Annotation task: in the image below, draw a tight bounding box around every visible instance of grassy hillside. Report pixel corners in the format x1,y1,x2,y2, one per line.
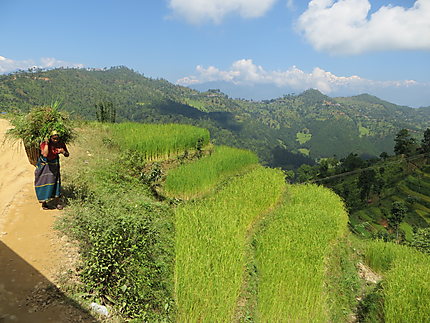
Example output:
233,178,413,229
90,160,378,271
2,67,430,168
54,120,430,322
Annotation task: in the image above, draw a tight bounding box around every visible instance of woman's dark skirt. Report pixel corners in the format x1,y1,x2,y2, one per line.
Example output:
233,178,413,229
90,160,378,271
34,156,61,202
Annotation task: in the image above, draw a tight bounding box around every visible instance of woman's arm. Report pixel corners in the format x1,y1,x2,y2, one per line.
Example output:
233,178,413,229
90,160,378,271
40,142,49,157
63,146,70,157
57,143,70,157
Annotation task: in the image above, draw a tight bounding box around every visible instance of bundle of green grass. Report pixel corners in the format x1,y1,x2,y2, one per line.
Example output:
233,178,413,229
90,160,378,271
6,105,74,165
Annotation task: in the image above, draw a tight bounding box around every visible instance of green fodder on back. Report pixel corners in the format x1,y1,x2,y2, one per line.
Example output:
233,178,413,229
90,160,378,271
175,166,285,322
108,122,210,160
364,240,430,323
6,104,75,147
164,145,258,199
255,184,349,322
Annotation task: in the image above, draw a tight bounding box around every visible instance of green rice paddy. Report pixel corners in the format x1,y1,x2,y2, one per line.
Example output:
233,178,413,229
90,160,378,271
109,122,210,160
164,145,258,199
255,184,348,322
174,166,285,322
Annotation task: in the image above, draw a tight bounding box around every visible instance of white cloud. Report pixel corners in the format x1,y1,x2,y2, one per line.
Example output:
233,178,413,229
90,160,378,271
0,56,84,74
168,0,277,24
177,58,424,95
297,0,430,54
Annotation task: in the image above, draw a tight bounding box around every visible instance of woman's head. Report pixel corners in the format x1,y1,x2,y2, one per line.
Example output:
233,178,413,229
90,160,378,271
50,130,60,142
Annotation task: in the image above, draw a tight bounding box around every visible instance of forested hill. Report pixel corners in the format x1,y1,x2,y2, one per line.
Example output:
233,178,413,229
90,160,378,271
1,66,429,168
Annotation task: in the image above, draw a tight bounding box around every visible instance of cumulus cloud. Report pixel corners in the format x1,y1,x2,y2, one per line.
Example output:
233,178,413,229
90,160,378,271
177,58,423,95
0,55,84,74
168,0,277,24
297,0,430,54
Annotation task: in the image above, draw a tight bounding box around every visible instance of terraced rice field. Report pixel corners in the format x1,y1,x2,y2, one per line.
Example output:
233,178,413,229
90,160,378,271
108,122,210,160
364,240,430,322
255,184,348,322
164,145,258,199
174,166,285,322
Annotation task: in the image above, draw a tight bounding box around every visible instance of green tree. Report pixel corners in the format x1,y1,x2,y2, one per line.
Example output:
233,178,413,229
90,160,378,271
394,129,416,156
297,164,318,182
340,153,365,172
379,152,389,160
388,201,408,242
409,228,430,254
421,128,430,154
95,101,116,123
358,169,376,201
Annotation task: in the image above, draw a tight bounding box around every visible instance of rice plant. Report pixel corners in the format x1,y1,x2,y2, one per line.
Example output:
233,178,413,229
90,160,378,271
364,240,430,323
175,166,285,322
108,122,210,160
164,145,258,199
254,184,349,322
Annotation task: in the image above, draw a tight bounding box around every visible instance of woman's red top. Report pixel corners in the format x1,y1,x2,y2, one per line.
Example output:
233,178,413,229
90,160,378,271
40,142,68,160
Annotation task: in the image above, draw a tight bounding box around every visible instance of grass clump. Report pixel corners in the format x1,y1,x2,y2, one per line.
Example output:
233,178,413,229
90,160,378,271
254,184,349,322
164,145,258,199
364,240,430,322
175,166,285,322
108,122,210,161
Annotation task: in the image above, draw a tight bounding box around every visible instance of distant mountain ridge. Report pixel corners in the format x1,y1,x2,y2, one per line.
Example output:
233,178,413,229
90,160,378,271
1,66,429,168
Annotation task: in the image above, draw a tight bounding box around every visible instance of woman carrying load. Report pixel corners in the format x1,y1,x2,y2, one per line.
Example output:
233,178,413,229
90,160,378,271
34,130,69,210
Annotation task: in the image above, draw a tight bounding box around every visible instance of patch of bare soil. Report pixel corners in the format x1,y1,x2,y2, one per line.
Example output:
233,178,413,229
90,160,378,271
357,262,382,285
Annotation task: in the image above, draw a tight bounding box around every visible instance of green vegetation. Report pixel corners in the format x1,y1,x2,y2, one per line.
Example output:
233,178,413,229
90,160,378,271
6,104,74,148
164,145,258,199
358,123,371,137
7,67,430,321
60,126,174,321
296,131,312,144
298,148,310,156
364,240,430,322
409,228,430,254
95,101,116,123
2,67,430,167
175,166,285,322
109,122,210,160
255,184,349,322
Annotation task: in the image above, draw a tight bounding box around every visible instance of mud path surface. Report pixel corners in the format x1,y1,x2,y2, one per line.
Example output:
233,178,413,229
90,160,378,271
0,119,95,322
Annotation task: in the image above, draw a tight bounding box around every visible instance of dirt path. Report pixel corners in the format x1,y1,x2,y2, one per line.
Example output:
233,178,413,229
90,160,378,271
0,119,95,322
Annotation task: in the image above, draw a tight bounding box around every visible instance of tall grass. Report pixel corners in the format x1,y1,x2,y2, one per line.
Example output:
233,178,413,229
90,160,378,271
175,166,285,322
254,184,348,322
108,122,210,160
364,240,430,322
164,146,258,199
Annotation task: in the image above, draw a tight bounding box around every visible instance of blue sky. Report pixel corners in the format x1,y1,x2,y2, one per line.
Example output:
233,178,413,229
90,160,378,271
1,0,429,107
